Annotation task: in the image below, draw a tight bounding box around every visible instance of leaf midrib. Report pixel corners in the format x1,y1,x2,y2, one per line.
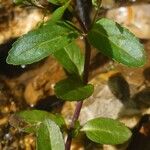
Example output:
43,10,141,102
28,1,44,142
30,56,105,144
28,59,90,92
13,31,76,57
62,84,92,99
64,46,80,74
90,28,140,61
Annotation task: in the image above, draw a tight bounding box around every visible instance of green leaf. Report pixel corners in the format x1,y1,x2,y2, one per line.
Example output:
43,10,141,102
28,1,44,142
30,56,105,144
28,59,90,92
71,121,81,138
51,1,70,22
53,42,84,76
88,18,146,67
7,21,79,65
82,118,132,145
47,0,68,5
11,110,65,132
92,0,101,9
54,77,94,101
13,0,24,4
36,119,65,150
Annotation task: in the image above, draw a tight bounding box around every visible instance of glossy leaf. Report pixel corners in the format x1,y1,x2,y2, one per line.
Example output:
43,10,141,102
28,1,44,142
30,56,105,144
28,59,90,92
53,42,84,76
7,21,79,65
11,110,65,132
88,18,146,67
54,77,94,101
82,118,132,145
51,1,70,22
36,119,65,150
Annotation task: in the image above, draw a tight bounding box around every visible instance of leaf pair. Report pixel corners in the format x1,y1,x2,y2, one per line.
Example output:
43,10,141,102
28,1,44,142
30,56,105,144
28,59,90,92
7,18,146,68
12,110,132,148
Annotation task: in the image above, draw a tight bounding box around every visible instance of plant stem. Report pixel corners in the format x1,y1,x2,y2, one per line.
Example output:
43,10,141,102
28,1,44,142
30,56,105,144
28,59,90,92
91,0,102,27
65,1,91,150
65,38,91,150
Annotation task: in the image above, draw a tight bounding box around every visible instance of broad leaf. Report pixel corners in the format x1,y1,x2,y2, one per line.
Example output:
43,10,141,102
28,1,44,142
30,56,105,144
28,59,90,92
36,119,65,150
88,18,146,67
10,110,65,133
51,1,70,22
53,42,84,76
7,21,79,65
82,118,132,145
54,77,94,101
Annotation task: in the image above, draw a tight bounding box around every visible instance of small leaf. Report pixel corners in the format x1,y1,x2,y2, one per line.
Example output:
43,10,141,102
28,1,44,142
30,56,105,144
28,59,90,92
13,0,24,4
36,119,65,150
92,0,101,9
7,21,79,65
54,77,94,101
71,121,81,138
10,110,65,132
51,1,70,22
47,0,68,5
53,42,84,76
82,118,132,145
88,18,146,67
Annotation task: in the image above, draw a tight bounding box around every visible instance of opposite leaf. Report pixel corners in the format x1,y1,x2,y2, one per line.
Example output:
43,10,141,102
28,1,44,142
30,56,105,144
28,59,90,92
53,42,84,76
36,119,65,150
7,21,79,65
51,1,70,22
47,0,68,5
54,77,94,101
92,0,101,9
13,0,24,4
82,118,132,145
10,110,65,133
88,18,146,67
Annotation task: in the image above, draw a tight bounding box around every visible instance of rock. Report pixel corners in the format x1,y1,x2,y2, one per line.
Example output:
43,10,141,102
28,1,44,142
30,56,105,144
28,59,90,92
24,57,66,106
101,0,116,9
79,71,140,127
0,0,45,44
106,4,150,39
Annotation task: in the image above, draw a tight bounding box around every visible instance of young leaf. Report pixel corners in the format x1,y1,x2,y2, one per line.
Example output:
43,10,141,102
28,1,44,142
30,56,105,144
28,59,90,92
88,18,146,67
71,121,81,138
7,21,79,65
47,0,68,5
36,119,65,150
92,0,101,9
51,1,70,22
10,110,65,133
13,0,24,4
82,118,132,145
54,77,94,101
53,42,84,76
